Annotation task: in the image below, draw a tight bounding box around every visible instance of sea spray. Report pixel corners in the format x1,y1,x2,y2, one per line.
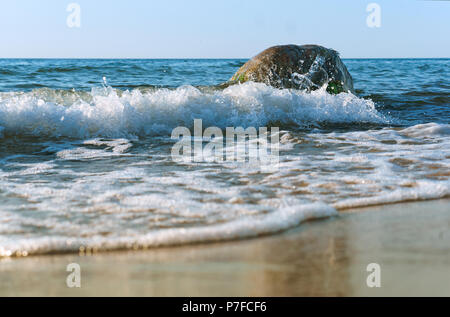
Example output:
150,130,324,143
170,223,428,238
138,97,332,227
0,82,389,139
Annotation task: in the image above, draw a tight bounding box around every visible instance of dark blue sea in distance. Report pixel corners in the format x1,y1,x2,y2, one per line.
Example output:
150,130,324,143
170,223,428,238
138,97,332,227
0,58,448,257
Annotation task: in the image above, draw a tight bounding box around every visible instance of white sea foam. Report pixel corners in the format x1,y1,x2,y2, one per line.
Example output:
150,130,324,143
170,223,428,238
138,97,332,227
0,85,448,257
334,180,450,209
0,122,448,257
0,82,389,138
401,122,450,137
0,203,336,257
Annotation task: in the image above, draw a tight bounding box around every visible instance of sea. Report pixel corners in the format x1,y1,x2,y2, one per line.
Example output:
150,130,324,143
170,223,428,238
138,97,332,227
0,58,448,257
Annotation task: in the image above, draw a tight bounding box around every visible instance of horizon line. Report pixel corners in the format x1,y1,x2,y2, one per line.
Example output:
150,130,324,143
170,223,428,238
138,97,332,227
0,57,449,60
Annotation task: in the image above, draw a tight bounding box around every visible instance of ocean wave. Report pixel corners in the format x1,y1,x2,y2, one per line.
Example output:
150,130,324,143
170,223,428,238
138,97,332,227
334,180,450,209
0,82,390,139
401,122,450,137
0,203,337,257
0,122,449,257
33,66,97,73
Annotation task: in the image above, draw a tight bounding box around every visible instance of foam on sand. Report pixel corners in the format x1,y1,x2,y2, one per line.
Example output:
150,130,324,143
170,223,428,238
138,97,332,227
0,203,336,257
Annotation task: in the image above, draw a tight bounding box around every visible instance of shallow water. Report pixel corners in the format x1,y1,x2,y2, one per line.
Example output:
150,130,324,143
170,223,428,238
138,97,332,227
0,58,449,257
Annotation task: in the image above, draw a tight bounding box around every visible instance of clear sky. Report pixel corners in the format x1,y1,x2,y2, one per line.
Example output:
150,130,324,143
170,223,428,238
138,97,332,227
0,0,448,58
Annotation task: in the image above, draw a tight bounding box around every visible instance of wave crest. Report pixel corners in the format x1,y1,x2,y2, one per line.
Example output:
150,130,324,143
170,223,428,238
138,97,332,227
0,82,390,139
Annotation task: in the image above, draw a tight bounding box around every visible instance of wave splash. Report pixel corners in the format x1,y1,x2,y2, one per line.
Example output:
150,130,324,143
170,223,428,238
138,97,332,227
0,82,390,139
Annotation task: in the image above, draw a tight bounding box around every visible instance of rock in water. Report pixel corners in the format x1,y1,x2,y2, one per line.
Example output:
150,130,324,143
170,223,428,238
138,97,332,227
230,45,354,94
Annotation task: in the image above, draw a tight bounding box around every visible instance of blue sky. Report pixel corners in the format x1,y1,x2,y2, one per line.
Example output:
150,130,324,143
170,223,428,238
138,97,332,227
0,0,448,58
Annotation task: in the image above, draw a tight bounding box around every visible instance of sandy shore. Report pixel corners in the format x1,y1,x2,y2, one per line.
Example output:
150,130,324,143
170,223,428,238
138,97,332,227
1,199,449,297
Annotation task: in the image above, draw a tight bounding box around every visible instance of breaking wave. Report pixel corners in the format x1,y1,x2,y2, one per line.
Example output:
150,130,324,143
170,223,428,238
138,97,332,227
0,82,390,139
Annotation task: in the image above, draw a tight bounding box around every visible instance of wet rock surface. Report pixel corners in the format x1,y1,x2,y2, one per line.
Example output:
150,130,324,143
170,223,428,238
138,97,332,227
229,45,354,94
